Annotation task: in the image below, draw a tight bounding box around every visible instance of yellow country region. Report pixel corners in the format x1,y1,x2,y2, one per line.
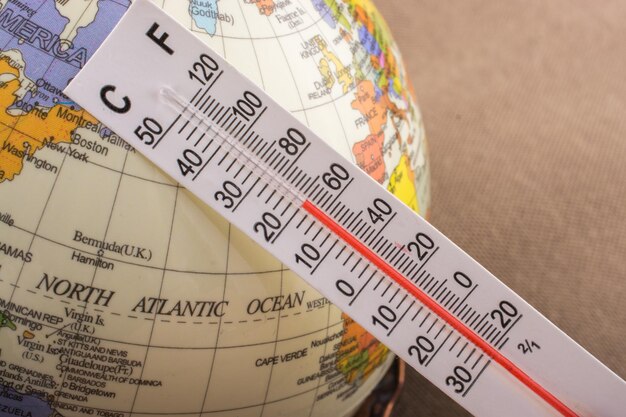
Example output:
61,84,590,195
0,57,98,183
387,154,419,213
313,36,354,94
360,342,389,380
318,58,335,89
336,313,389,384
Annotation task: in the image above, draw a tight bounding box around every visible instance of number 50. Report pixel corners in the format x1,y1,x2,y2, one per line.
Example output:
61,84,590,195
134,117,163,146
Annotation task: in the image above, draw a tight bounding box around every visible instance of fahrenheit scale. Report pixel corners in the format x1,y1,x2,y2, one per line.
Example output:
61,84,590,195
65,1,626,416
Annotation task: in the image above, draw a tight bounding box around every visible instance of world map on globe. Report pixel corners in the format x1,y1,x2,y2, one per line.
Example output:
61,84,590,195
0,1,430,416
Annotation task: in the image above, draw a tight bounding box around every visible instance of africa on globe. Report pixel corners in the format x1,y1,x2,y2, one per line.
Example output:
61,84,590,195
0,0,430,416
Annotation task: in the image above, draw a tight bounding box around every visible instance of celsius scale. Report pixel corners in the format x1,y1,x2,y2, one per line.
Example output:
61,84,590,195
65,1,626,416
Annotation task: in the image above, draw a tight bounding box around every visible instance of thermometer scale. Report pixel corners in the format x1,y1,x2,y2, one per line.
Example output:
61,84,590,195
65,1,626,416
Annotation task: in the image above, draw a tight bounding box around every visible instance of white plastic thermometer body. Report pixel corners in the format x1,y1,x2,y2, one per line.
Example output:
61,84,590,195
65,1,626,416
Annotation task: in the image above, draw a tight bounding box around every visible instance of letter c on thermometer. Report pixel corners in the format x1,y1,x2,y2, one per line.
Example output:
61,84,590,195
100,85,131,114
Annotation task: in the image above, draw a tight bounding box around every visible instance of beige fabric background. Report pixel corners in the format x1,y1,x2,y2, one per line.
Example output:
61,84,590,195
375,1,626,416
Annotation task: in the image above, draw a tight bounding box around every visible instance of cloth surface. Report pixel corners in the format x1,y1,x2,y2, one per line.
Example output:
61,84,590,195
375,1,626,416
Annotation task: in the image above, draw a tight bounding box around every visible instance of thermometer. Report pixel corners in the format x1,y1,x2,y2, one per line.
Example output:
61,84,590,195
65,2,626,416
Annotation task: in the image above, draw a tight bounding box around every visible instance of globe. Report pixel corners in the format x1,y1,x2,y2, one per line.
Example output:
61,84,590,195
0,1,430,416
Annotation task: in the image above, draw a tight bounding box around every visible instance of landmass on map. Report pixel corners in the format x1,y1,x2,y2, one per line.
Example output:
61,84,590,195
0,53,98,183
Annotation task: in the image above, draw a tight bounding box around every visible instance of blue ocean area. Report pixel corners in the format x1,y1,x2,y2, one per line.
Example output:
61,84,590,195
189,0,219,35
310,0,337,29
0,383,54,417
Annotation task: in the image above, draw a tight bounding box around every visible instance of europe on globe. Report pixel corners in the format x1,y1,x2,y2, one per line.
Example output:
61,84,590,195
0,0,430,416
